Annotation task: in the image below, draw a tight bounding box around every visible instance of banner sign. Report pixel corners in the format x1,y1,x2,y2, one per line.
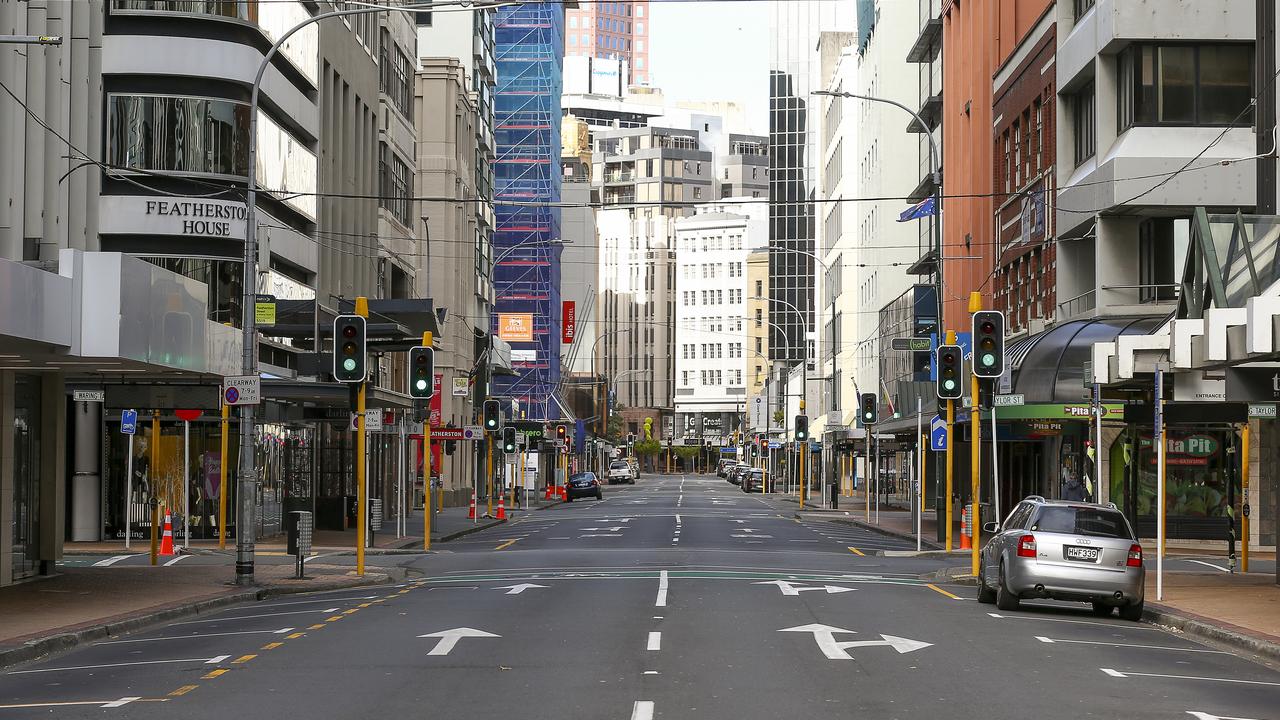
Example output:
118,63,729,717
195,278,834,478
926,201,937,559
497,313,535,342
562,301,577,343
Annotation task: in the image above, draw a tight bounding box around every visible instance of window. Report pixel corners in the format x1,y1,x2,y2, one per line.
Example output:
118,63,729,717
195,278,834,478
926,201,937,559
637,21,644,34
681,371,690,386
755,280,763,296
1072,81,1096,166
636,4,643,17
1012,122,1021,188
568,34,576,46
1002,131,1011,192
1033,98,1043,173
1073,0,1094,21
1119,43,1254,129
379,144,412,226
1138,218,1179,302
569,15,577,28
379,29,412,117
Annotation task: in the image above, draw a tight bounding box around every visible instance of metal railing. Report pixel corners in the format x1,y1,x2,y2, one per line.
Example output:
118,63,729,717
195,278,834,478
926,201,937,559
1074,0,1096,22
1101,283,1179,305
1056,289,1097,319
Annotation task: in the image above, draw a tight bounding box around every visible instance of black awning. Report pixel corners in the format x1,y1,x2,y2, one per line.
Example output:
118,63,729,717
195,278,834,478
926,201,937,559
1013,317,1166,403
263,379,413,410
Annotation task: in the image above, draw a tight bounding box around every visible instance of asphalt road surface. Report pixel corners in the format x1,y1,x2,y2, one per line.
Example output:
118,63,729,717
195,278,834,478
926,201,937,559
5,474,1278,719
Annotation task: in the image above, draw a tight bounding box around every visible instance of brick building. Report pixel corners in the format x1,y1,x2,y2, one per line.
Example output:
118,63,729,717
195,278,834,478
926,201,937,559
992,4,1057,336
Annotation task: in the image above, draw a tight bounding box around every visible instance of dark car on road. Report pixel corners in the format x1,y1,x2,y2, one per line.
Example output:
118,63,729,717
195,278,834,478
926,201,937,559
565,472,604,502
740,468,765,492
727,465,750,485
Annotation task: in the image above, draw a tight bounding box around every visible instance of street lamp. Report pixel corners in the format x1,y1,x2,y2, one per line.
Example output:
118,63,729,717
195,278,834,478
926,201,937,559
236,0,510,585
812,89,943,354
752,295,807,419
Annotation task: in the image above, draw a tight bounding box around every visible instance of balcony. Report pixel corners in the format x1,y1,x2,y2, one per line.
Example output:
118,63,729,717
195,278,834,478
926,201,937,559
906,0,942,64
1056,290,1097,321
602,190,636,206
604,170,635,184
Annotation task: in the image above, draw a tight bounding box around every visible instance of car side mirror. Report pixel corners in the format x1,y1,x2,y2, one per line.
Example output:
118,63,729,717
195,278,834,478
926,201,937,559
982,522,1000,534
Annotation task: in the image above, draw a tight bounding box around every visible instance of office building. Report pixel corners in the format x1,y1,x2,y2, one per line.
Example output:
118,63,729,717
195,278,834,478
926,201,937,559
564,0,650,85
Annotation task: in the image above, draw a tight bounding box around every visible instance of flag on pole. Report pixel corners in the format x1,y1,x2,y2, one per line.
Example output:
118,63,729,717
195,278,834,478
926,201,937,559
897,196,938,222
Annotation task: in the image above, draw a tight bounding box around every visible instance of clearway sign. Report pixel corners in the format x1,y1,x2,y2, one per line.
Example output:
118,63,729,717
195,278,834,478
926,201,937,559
930,414,947,451
222,375,261,406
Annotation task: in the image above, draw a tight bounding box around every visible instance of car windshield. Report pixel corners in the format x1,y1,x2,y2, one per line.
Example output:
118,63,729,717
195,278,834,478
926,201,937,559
570,473,594,482
1031,506,1131,538
611,462,628,469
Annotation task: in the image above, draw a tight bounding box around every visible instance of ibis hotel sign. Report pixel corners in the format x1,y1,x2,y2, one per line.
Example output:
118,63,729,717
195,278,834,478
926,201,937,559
100,196,248,239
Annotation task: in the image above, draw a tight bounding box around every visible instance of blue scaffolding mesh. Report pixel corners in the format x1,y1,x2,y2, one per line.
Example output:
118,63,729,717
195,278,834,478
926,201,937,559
494,2,564,421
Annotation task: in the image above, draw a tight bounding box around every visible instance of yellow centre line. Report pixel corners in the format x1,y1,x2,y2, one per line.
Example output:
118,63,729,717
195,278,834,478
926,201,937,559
342,609,359,615
925,583,962,600
326,616,342,622
201,669,229,680
847,547,865,556
261,642,283,650
494,539,518,550
168,685,199,697
358,603,372,608
231,655,257,664
308,624,326,630
286,632,306,640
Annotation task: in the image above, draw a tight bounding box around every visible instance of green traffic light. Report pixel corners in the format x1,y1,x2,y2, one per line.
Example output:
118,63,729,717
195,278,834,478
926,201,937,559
944,380,955,390
415,379,428,390
343,358,357,372
982,353,995,366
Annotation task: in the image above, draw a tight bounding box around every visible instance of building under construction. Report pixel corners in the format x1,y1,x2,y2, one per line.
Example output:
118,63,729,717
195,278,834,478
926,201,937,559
493,2,565,421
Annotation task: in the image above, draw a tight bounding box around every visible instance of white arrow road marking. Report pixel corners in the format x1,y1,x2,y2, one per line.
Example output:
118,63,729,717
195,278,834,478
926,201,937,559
419,628,500,656
1100,668,1280,687
0,698,156,710
9,655,231,675
1036,636,1230,654
1187,712,1268,720
92,555,137,567
163,555,191,567
631,701,655,720
778,624,931,659
754,580,856,596
1181,559,1231,573
494,583,548,595
987,612,1162,631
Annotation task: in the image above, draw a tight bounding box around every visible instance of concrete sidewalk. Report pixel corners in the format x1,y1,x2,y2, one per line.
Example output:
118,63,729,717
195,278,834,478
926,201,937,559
0,563,409,669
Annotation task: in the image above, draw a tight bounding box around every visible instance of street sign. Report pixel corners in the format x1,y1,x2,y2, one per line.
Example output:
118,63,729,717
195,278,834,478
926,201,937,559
364,409,384,431
1248,403,1277,418
891,337,932,352
929,414,947,451
120,409,138,435
462,425,483,440
73,390,105,402
993,394,1025,407
777,624,932,659
222,375,261,406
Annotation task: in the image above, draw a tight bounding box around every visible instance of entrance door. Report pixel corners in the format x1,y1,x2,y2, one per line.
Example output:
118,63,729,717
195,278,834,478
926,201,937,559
11,376,41,580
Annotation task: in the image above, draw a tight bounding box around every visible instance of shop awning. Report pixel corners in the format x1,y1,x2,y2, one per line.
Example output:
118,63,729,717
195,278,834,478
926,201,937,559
1013,317,1166,402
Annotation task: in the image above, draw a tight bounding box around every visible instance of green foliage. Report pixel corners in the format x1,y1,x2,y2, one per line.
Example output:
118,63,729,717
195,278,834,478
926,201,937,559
674,446,700,460
607,411,625,443
772,409,784,425
633,438,661,456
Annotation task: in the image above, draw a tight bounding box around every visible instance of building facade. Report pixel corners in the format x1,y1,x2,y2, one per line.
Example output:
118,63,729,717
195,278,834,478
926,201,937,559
564,0,650,85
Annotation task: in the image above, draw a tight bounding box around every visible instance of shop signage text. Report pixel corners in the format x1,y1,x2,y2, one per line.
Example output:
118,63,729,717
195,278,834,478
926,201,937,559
145,199,248,238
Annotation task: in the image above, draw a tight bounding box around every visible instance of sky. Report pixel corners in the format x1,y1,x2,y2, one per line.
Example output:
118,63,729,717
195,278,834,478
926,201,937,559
647,0,770,133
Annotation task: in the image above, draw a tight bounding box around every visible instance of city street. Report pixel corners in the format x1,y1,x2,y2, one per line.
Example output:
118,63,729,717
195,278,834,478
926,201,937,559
2,475,1277,719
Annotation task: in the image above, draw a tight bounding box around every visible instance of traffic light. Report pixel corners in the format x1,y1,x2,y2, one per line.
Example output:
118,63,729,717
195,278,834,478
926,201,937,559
483,399,501,432
860,393,878,426
412,400,429,424
936,344,964,400
332,315,367,383
972,310,1006,379
794,415,809,442
627,432,636,445
556,423,568,443
408,346,434,399
502,426,517,453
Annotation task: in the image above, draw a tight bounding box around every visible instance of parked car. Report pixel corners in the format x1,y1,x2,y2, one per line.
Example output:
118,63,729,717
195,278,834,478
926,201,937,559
977,496,1145,621
727,465,750,486
740,468,765,493
607,460,635,485
717,459,739,478
565,472,603,501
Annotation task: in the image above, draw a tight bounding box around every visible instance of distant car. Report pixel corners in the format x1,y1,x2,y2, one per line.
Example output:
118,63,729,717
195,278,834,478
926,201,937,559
978,496,1146,621
565,472,603,502
607,461,635,485
727,465,749,485
740,468,765,492
717,459,739,478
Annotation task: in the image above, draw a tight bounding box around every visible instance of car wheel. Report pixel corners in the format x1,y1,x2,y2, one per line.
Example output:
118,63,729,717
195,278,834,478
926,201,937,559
976,566,996,604
1091,602,1114,617
1118,600,1144,622
995,562,1020,611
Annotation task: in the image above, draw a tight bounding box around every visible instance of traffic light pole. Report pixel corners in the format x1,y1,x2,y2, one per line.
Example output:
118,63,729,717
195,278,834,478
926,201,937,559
355,297,369,576
944,329,957,552
422,331,433,552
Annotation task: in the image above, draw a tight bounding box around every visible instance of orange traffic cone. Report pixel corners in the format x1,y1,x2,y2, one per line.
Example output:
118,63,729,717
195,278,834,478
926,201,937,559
159,512,175,556
495,494,506,520
467,491,477,520
960,505,972,550
544,483,554,500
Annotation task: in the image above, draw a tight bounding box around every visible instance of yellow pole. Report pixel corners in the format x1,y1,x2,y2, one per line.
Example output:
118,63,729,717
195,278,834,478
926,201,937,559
968,292,983,576
486,433,494,516
219,402,229,550
1241,421,1250,572
355,296,368,575
422,331,432,552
